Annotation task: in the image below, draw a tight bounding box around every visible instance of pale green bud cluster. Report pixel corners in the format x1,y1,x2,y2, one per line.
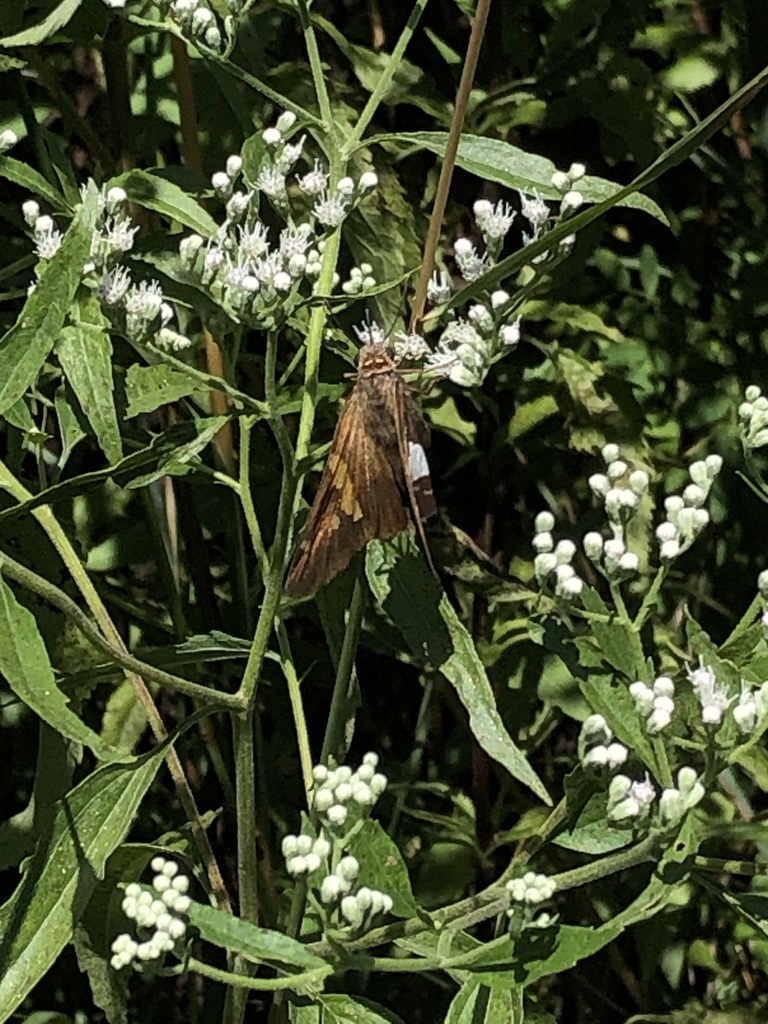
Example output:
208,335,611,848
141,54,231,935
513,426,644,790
507,871,556,907
532,510,584,601
167,0,222,50
655,456,721,562
340,263,376,295
687,662,732,727
739,384,768,450
281,754,394,936
578,714,628,769
110,857,191,971
658,767,705,826
607,773,656,823
311,752,387,830
629,676,675,734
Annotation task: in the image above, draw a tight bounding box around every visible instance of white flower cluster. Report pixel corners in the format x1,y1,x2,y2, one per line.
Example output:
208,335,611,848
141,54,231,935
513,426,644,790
733,679,768,734
281,754,395,935
311,752,387,829
739,384,768,450
607,773,656,823
632,661,768,737
655,455,722,562
340,263,376,295
110,857,191,970
629,675,675,734
317,855,394,931
578,714,628,769
169,0,222,49
586,446,721,576
687,662,732,727
584,444,648,580
0,128,18,154
658,767,705,826
179,119,378,324
506,871,556,907
519,162,584,256
22,186,192,352
608,765,705,826
281,831,331,876
532,510,584,601
758,570,768,640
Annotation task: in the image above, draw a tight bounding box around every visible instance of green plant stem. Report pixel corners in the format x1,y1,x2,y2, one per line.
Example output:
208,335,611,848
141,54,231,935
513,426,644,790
694,855,764,876
233,711,258,923
238,416,268,578
276,621,315,800
344,0,432,153
188,956,330,990
0,551,242,712
306,834,660,956
295,0,333,132
293,227,343,466
320,574,366,763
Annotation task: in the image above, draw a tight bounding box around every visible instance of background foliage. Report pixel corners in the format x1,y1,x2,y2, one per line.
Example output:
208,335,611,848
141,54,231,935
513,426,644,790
2,0,768,1022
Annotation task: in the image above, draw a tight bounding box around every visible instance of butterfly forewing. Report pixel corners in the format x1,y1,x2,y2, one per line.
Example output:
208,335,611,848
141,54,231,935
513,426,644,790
285,343,436,598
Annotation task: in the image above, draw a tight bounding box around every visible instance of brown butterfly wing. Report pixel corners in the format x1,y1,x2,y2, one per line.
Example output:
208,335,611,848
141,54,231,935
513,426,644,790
285,385,409,598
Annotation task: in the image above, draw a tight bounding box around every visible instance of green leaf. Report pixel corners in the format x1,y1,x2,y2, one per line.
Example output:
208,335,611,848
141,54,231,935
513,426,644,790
0,421,220,523
445,981,522,1024
188,904,331,976
3,397,35,433
0,156,69,213
56,297,122,464
0,576,130,763
366,539,551,805
345,819,420,918
0,182,99,415
125,363,203,418
126,415,230,487
54,387,87,471
111,169,218,238
577,673,655,774
413,65,768,307
580,588,639,679
663,55,720,94
379,132,668,224
0,0,82,47
507,394,559,442
312,995,406,1024
0,749,165,1021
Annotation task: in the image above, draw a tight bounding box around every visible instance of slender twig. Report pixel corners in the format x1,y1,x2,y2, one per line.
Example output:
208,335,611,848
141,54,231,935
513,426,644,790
295,0,334,132
0,551,242,712
343,0,432,153
320,574,366,764
276,623,315,800
410,0,494,330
